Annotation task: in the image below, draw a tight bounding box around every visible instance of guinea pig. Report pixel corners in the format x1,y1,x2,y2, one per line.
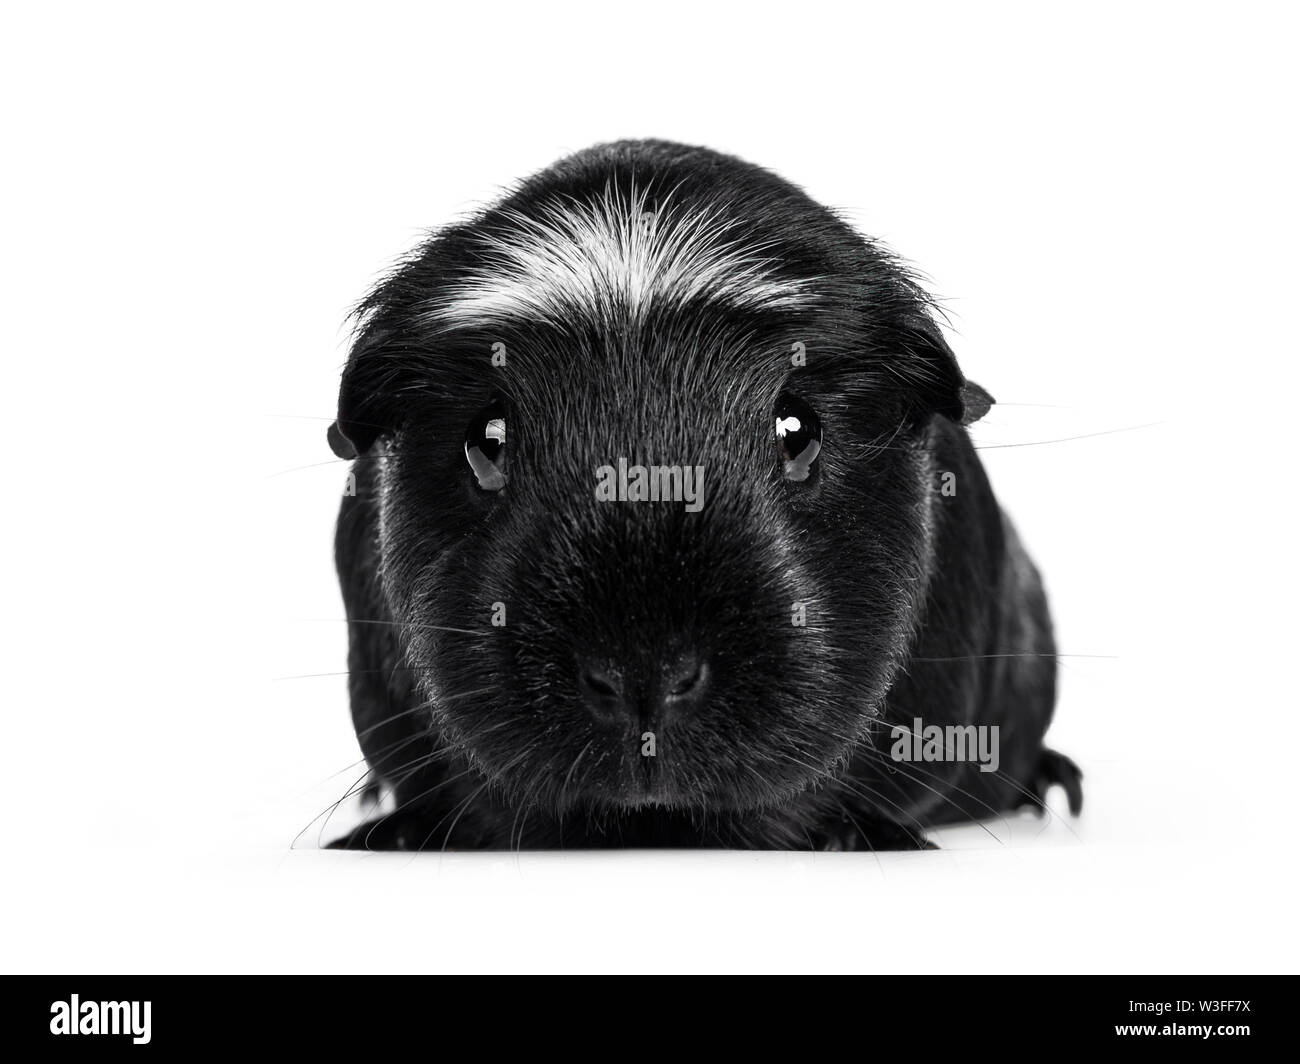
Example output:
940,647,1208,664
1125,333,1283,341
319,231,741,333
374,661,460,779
324,139,1082,851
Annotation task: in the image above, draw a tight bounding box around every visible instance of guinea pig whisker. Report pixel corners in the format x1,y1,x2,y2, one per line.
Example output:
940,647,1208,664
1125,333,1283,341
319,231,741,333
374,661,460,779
352,724,525,851
733,760,796,817
908,652,1116,662
314,770,389,849
319,743,455,836
973,421,1161,449
823,769,936,843
352,686,495,744
556,740,594,818
508,785,531,854
857,742,1009,823
863,718,1053,818
313,730,432,789
861,751,1010,845
310,617,485,638
846,421,1160,459
780,749,933,842
356,763,486,852
425,749,535,854
509,762,562,853
267,452,391,479
984,402,1077,408
273,669,357,682
264,412,392,431
291,764,373,851
858,727,1084,844
829,799,886,870
796,745,942,839
304,732,489,851
354,701,438,741
891,754,1076,846
850,419,910,461
272,666,430,682
376,744,472,793
436,686,497,704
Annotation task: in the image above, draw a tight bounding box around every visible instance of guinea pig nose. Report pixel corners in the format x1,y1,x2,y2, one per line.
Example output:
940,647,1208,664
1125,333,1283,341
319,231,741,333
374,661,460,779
578,655,709,725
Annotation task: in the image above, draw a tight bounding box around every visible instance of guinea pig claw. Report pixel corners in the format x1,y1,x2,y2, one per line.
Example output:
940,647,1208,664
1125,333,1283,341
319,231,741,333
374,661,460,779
1017,747,1085,818
325,812,432,851
819,819,938,851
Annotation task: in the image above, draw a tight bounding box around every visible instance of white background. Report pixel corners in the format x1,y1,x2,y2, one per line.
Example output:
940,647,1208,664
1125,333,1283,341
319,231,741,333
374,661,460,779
2,1,1296,973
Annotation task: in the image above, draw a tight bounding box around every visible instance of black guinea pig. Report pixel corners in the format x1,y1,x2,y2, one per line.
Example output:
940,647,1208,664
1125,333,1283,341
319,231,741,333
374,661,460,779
324,139,1082,851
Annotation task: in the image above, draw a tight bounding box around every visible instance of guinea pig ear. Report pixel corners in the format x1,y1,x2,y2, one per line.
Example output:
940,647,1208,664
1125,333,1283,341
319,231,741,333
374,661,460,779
327,384,385,459
328,335,397,458
326,420,358,460
903,316,995,426
957,380,995,426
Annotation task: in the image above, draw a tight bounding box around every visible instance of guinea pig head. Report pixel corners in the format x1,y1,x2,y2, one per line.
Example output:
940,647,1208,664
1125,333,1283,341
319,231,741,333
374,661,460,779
329,189,990,816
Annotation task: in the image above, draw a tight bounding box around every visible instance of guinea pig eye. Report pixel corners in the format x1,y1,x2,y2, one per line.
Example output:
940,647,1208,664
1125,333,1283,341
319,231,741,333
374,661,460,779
775,394,822,482
465,401,507,492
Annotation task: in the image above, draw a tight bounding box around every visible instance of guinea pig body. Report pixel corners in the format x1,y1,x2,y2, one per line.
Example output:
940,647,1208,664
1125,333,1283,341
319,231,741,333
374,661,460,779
326,140,1081,850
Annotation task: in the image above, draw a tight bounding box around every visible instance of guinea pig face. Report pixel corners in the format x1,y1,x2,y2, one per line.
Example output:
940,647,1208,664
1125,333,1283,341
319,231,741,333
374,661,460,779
338,185,969,817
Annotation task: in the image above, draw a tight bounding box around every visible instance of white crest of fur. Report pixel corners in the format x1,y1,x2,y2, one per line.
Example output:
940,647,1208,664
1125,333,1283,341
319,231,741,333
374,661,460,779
422,187,817,330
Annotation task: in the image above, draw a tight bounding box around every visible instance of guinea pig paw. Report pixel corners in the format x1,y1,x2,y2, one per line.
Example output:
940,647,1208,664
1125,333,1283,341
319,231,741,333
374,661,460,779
324,812,433,851
1017,747,1085,818
818,819,938,851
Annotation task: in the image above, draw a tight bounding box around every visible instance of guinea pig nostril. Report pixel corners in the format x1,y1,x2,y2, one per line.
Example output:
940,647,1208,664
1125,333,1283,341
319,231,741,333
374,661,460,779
665,658,708,700
578,657,707,724
579,667,621,699
578,664,629,725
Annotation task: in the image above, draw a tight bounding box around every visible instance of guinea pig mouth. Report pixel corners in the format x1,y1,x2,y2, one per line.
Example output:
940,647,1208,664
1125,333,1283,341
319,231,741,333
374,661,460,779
603,779,682,810
585,779,720,815
548,720,834,816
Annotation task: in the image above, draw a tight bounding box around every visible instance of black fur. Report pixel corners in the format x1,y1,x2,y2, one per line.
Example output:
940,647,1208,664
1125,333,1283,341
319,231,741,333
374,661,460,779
324,140,1080,851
